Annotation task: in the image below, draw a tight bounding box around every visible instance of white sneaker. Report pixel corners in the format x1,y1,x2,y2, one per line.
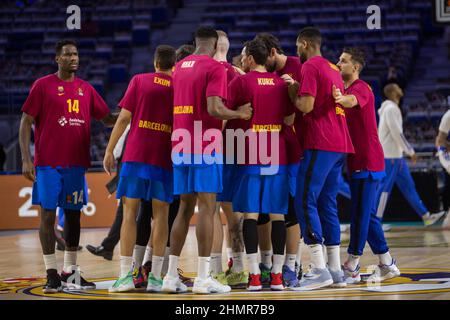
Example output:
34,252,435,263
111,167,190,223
382,224,392,232
161,275,188,293
192,276,232,294
423,211,446,227
342,263,361,284
366,259,400,283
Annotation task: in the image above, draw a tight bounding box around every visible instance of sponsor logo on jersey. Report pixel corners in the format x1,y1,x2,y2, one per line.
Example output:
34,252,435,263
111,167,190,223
78,88,84,96
58,116,68,126
58,86,65,96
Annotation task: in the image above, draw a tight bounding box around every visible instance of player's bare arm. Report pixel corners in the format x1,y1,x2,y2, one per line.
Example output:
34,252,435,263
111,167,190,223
332,85,358,108
19,113,36,182
436,130,450,150
295,95,314,114
207,96,252,120
103,108,132,175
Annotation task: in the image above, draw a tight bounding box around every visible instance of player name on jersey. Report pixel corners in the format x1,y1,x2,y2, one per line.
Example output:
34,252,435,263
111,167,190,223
154,76,171,87
257,78,275,86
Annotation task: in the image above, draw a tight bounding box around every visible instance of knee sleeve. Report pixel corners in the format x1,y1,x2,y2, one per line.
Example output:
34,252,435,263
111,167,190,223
257,213,270,226
63,210,81,247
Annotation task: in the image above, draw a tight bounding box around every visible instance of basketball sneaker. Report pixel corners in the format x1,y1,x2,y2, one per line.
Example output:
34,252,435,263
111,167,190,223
146,272,163,293
328,268,347,288
132,266,146,288
282,265,299,289
109,271,135,293
342,262,361,284
192,276,231,294
366,259,401,283
213,272,228,285
291,268,333,291
162,274,188,293
225,271,248,289
270,272,284,291
259,263,271,288
43,269,62,294
423,211,446,227
247,273,262,291
60,266,95,290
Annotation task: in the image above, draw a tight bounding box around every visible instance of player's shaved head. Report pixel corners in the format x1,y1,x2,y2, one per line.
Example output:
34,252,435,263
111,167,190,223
55,39,77,56
216,30,230,55
154,45,176,71
194,26,218,57
297,27,322,47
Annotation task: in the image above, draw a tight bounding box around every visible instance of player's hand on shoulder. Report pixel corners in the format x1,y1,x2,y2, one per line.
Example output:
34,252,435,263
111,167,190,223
22,160,35,182
103,151,116,176
332,85,343,99
280,74,295,86
237,103,252,120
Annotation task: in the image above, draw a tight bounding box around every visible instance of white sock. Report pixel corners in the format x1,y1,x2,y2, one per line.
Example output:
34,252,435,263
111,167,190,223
161,247,170,275
322,245,328,264
272,254,284,274
327,245,341,272
346,254,360,271
260,250,273,268
198,256,210,280
43,254,57,271
232,252,245,272
142,246,153,265
210,253,223,274
247,253,260,275
296,239,303,266
226,247,233,261
120,256,133,278
284,254,296,272
379,252,393,266
309,245,326,269
151,255,164,279
132,245,146,268
63,251,77,272
167,255,179,278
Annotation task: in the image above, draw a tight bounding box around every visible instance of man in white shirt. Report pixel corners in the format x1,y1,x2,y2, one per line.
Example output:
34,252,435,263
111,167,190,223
436,109,450,227
375,83,445,226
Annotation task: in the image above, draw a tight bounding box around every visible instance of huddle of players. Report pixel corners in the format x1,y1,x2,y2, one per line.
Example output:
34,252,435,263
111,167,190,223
20,25,401,294
103,26,402,294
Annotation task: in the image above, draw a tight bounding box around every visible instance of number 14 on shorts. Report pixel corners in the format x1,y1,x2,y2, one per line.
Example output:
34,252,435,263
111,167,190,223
67,190,84,205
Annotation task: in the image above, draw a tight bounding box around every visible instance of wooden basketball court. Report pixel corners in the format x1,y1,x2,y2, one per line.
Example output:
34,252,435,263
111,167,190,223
1,225,450,300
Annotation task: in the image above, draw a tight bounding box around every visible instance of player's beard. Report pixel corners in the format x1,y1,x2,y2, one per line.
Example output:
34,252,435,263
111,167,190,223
299,52,307,63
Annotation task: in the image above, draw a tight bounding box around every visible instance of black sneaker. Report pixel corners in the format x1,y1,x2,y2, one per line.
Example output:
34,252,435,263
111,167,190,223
43,269,62,294
61,266,96,290
86,245,113,261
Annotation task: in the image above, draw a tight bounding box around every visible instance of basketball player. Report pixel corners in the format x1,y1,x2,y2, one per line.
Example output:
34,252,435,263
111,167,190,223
162,26,252,294
282,27,354,290
376,84,446,226
334,47,400,283
104,45,177,293
211,30,248,288
229,39,295,291
19,40,116,293
255,32,304,288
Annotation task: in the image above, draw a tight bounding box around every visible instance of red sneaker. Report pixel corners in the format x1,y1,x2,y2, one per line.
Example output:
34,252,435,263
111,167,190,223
270,272,284,291
247,273,262,291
